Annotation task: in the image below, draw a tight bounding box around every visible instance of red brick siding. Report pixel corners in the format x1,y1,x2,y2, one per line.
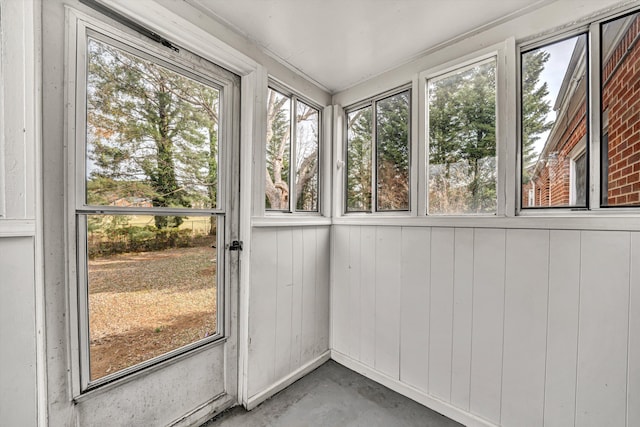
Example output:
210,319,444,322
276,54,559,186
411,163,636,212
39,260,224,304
603,14,640,206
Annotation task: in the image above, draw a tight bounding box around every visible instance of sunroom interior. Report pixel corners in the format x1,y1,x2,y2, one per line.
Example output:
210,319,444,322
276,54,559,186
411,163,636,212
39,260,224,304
2,0,640,426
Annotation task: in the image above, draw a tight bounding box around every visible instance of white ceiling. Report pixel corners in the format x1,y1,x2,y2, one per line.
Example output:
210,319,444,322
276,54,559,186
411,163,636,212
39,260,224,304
189,0,552,93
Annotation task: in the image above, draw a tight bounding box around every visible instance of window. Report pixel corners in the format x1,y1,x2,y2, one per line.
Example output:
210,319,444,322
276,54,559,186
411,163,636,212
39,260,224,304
77,32,237,388
265,86,321,212
520,33,588,209
427,58,497,215
601,11,640,207
345,89,410,212
570,142,587,205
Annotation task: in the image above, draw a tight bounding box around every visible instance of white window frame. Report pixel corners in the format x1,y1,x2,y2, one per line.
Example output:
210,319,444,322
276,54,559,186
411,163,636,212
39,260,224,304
67,10,239,394
343,84,412,215
569,138,588,205
517,6,640,215
424,55,500,216
265,81,323,215
419,42,509,218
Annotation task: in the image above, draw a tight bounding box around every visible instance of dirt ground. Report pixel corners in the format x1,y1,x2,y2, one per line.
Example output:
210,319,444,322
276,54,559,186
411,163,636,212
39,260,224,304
88,244,217,380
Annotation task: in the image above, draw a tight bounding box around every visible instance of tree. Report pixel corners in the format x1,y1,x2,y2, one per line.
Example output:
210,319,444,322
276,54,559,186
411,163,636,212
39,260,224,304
521,50,554,183
265,89,290,209
376,92,410,210
294,102,320,211
87,39,219,229
265,90,319,211
428,62,497,213
346,107,373,211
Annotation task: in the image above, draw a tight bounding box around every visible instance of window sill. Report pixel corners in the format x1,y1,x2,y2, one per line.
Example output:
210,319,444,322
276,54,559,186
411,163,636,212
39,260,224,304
252,215,332,227
332,213,640,231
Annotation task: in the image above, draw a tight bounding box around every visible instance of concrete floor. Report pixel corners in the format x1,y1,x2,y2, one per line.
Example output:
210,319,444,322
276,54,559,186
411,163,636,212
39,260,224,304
203,361,462,427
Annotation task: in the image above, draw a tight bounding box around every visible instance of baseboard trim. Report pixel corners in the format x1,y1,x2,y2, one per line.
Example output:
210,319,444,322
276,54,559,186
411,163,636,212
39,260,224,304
331,350,497,427
246,350,331,410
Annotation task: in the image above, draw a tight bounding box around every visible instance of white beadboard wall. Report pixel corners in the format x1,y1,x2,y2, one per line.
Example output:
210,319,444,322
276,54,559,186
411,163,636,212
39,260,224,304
331,225,640,427
247,226,331,406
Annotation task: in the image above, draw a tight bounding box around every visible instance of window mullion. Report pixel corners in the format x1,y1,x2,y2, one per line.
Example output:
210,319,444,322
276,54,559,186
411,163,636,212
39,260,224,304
371,100,378,212
289,96,297,212
588,22,601,211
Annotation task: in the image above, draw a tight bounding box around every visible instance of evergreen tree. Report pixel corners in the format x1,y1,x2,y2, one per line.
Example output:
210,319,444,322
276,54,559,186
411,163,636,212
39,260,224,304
346,107,373,211
428,62,497,213
87,39,219,229
521,50,554,183
376,92,410,210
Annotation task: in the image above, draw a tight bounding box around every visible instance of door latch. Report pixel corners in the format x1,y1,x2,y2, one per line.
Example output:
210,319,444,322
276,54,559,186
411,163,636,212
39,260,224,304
228,240,243,251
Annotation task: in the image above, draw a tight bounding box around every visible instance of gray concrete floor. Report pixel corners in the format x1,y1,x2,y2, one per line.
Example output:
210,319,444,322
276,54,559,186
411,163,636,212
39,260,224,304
202,361,463,427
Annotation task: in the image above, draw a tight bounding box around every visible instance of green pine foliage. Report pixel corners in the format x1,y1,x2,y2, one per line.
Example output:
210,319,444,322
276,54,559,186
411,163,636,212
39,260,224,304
86,38,220,229
429,61,497,214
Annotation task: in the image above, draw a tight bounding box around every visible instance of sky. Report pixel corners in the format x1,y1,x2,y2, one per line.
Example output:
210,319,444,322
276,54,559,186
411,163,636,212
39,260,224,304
531,36,579,156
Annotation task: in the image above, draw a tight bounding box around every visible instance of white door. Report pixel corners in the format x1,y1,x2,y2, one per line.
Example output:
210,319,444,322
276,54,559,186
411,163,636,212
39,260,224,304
43,2,241,425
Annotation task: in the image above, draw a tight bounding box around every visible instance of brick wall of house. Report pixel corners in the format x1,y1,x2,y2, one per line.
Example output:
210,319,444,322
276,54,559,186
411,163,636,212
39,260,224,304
602,14,640,206
523,103,586,207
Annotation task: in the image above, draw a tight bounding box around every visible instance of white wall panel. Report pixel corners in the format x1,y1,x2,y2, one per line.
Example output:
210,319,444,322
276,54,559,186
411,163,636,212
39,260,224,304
501,229,549,426
348,226,362,359
0,237,37,426
576,231,630,427
290,229,304,369
359,226,377,367
300,228,317,361
629,232,640,427
429,227,455,400
274,229,294,380
331,226,350,354
331,225,640,427
315,227,330,354
248,228,277,395
544,230,581,427
469,228,505,424
399,226,431,392
450,228,474,411
374,227,402,379
248,226,330,399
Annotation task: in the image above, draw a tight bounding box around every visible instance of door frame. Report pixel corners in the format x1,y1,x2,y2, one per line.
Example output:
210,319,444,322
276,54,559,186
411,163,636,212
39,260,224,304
42,1,261,424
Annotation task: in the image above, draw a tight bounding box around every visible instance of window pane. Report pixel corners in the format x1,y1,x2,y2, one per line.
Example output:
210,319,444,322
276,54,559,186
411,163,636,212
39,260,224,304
428,59,497,214
521,34,588,208
346,106,373,212
376,91,410,211
573,150,587,205
265,88,291,210
295,101,319,211
86,214,218,381
601,12,640,206
86,38,220,210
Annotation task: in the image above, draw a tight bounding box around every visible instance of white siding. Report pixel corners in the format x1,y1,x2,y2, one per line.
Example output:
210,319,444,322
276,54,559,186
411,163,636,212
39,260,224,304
0,237,37,427
429,227,455,400
501,229,549,426
374,227,402,379
576,231,630,427
332,225,639,427
400,226,430,392
247,226,331,398
544,230,581,427
0,1,40,425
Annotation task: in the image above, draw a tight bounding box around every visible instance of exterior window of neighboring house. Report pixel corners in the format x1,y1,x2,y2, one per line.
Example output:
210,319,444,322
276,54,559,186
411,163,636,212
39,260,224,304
570,142,587,205
265,86,321,212
345,89,410,212
601,11,640,207
520,33,588,209
76,31,238,389
427,58,497,215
